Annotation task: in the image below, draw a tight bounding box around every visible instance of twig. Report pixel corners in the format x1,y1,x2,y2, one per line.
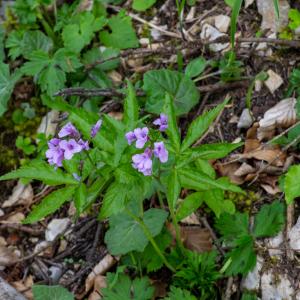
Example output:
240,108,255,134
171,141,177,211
0,223,44,236
200,216,225,256
86,222,102,261
286,203,295,261
224,277,234,300
198,80,249,93
54,87,124,98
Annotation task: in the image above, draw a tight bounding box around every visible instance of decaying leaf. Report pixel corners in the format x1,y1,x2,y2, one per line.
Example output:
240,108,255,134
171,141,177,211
257,98,297,140
1,213,25,224
234,162,256,177
181,227,212,253
12,276,34,300
0,245,18,266
216,162,245,185
2,181,33,208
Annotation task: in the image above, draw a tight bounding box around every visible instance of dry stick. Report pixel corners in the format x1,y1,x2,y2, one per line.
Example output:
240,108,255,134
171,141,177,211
200,217,225,256
286,203,295,261
224,277,234,300
0,224,44,236
54,87,124,98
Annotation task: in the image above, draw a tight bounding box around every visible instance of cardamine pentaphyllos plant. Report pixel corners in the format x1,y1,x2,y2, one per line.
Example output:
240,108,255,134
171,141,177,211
0,81,244,272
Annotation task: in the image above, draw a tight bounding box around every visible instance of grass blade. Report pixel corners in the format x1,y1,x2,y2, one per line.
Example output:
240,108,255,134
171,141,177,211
230,0,243,48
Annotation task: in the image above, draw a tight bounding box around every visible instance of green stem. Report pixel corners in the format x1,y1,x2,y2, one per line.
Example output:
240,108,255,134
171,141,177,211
157,191,165,209
85,151,94,166
125,209,175,272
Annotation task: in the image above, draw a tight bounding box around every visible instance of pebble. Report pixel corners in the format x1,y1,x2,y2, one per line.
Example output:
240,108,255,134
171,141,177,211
45,218,70,242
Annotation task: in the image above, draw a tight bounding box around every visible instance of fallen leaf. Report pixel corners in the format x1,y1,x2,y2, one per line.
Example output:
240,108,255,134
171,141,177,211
244,139,261,153
1,213,25,224
2,181,33,208
261,184,281,195
181,227,212,253
264,69,283,94
0,246,18,266
181,213,201,225
257,98,297,140
12,275,34,300
234,162,256,177
45,218,70,241
216,162,245,185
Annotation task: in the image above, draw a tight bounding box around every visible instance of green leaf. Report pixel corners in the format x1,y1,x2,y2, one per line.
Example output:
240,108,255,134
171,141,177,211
224,0,235,7
99,182,128,219
144,69,200,116
202,189,225,218
230,0,243,47
62,13,106,53
253,200,285,238
16,136,36,155
21,50,50,75
124,80,138,130
0,160,78,185
179,168,244,194
6,30,24,59
285,165,300,204
22,30,53,59
100,11,139,49
241,293,258,300
224,235,256,276
163,93,181,152
32,285,74,300
185,57,207,78
102,274,154,300
0,63,23,117
132,0,157,11
288,9,300,30
176,192,203,221
163,286,197,300
181,98,229,151
74,183,87,215
105,208,168,255
167,168,181,210
24,186,76,224
215,211,249,243
273,0,280,19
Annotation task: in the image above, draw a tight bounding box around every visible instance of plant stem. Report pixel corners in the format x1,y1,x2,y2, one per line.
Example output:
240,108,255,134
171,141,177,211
125,209,175,272
85,151,94,166
157,191,165,209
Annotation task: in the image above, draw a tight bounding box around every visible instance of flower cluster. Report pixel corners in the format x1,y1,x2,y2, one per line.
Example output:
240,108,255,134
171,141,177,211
125,114,169,176
46,120,101,168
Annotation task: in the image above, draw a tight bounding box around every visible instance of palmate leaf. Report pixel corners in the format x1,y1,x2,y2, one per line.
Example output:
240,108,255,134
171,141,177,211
0,160,78,185
32,285,74,300
144,69,200,116
102,274,154,300
105,208,168,255
24,186,76,224
163,286,197,300
0,63,23,116
181,98,229,151
253,200,285,238
100,11,139,50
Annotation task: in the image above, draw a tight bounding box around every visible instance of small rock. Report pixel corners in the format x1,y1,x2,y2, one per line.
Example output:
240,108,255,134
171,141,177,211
45,218,70,242
288,216,300,251
242,256,264,291
58,239,68,253
214,15,231,33
264,69,283,94
237,109,253,129
0,276,27,300
37,110,59,138
49,266,63,284
261,271,294,300
266,231,283,256
200,23,229,52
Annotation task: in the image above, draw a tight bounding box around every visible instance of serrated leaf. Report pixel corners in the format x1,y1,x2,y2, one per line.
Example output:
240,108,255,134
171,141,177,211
74,183,87,215
105,208,168,255
62,13,106,53
5,30,24,59
132,0,157,11
185,57,207,78
21,50,50,75
167,168,181,210
144,69,200,116
102,274,154,300
285,165,300,204
224,235,256,276
32,285,74,300
179,168,244,194
215,212,249,243
163,286,197,300
100,12,139,49
181,98,229,151
253,200,285,238
24,186,76,224
124,80,138,130
0,63,23,116
0,160,78,185
176,192,203,221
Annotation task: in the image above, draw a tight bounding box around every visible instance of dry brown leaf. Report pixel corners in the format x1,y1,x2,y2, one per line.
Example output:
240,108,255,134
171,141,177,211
216,162,245,185
0,246,18,266
181,213,201,225
261,184,281,195
234,162,256,177
181,227,212,253
88,291,102,300
257,98,297,140
2,181,33,208
85,254,117,294
244,139,261,153
12,275,33,300
151,280,168,299
1,213,25,224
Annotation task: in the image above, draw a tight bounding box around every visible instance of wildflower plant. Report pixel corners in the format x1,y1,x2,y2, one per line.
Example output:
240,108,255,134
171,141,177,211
0,80,244,272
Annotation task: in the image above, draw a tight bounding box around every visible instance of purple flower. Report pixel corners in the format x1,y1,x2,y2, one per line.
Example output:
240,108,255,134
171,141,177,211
132,148,153,176
153,114,168,131
78,139,89,150
134,127,149,149
125,131,136,145
46,138,64,167
58,122,80,139
153,142,168,163
91,119,102,138
59,139,82,160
